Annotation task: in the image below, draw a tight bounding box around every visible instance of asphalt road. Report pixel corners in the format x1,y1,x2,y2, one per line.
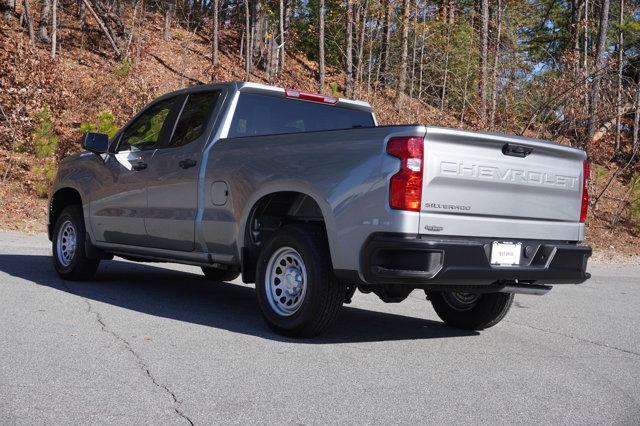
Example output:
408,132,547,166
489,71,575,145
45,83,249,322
1,231,639,424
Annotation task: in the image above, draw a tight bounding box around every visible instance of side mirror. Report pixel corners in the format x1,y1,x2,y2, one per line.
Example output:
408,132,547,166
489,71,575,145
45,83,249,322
82,132,109,154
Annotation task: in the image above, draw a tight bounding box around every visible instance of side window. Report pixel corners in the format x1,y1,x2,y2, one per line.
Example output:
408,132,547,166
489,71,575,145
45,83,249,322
227,93,375,138
118,98,175,152
169,91,220,147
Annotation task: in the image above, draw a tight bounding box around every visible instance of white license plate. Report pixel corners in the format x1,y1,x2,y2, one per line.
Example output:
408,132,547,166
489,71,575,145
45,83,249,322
490,242,522,266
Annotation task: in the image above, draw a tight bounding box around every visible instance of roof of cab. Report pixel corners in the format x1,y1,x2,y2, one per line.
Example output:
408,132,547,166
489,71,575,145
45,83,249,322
154,81,373,113
233,81,373,113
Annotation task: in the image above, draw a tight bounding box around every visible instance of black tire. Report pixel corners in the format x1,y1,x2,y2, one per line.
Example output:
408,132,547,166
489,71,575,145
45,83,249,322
428,291,513,330
52,205,100,281
255,224,345,337
201,266,240,282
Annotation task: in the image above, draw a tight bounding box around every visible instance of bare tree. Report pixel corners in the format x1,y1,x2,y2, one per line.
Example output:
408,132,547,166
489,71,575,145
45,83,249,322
634,76,640,154
212,0,219,65
345,0,354,97
585,0,610,148
39,0,51,43
163,4,171,41
2,0,15,22
22,0,36,50
355,0,369,94
440,16,451,111
381,0,393,87
489,0,503,129
318,0,325,91
614,0,624,153
479,0,489,124
394,0,409,109
50,0,57,59
244,0,251,79
278,0,285,75
408,0,418,111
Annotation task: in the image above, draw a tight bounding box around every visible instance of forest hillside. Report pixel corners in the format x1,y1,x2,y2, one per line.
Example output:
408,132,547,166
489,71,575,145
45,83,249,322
0,0,639,258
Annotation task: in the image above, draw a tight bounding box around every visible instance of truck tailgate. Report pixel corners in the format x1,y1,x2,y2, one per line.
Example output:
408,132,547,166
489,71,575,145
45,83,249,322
419,127,587,241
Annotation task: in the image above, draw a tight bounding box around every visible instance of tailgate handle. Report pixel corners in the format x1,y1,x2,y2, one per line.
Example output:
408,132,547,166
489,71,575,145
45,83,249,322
502,143,533,158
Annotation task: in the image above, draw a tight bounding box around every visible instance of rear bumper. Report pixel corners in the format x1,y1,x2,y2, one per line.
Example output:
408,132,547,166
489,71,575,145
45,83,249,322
360,233,591,286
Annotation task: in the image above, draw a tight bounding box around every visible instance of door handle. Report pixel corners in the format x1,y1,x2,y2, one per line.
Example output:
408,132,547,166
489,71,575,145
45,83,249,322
131,161,147,171
178,159,197,169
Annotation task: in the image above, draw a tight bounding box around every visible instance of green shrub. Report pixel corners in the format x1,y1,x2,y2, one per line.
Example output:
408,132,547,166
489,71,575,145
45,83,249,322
173,30,185,41
114,57,132,78
594,165,608,179
329,82,343,97
32,159,57,198
33,104,58,158
80,111,118,138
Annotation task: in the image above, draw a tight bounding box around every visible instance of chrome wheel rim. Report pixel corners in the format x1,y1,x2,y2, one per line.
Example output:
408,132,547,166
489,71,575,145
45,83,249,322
265,247,307,317
443,291,480,312
56,220,77,267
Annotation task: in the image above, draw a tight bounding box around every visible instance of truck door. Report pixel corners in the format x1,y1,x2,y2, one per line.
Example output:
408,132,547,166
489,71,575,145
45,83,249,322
145,90,223,251
90,97,178,246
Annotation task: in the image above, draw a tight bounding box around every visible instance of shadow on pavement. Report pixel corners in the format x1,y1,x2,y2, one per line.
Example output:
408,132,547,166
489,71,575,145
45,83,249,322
0,254,478,343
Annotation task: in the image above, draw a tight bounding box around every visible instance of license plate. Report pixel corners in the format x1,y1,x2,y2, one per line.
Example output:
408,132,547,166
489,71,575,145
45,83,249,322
490,242,521,266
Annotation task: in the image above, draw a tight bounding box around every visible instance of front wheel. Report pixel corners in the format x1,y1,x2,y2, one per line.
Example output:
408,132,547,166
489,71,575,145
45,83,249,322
427,291,513,330
255,224,345,337
52,205,100,281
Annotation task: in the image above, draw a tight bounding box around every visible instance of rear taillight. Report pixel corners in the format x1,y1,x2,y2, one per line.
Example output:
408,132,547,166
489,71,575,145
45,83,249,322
387,137,424,212
580,160,590,223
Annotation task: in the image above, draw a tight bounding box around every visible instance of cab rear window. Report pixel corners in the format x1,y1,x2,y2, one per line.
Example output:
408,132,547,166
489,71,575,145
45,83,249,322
228,93,374,138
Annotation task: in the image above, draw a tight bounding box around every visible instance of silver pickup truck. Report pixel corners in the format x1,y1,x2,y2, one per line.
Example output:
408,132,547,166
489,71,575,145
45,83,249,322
49,81,592,337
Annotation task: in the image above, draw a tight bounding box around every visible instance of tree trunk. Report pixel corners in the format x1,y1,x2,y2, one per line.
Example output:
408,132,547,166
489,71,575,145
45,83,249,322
39,0,51,43
355,0,369,95
408,0,418,112
345,0,354,97
212,0,218,65
440,19,451,111
278,0,285,75
50,0,57,59
244,0,251,79
583,0,590,111
382,0,393,87
489,0,503,130
2,0,15,22
417,3,426,104
479,0,489,124
585,0,610,149
634,76,640,155
394,0,409,110
614,0,624,153
22,0,35,50
163,3,171,41
78,0,86,28
318,0,325,91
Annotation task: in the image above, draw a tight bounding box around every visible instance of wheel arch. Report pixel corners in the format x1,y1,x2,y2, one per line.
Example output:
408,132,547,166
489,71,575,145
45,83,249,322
48,187,84,241
238,186,337,283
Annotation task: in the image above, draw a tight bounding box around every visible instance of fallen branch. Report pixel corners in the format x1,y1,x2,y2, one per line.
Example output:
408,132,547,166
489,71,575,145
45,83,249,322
82,0,121,59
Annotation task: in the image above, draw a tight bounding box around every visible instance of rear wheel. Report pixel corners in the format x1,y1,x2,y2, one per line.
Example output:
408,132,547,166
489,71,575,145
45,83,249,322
52,205,100,281
255,224,345,337
427,290,513,330
201,266,240,282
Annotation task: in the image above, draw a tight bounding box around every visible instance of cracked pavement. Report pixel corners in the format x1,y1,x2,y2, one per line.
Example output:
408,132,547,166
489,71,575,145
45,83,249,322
1,231,639,424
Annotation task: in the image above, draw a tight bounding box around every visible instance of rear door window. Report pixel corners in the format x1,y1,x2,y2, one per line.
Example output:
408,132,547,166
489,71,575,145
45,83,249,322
228,93,374,138
169,91,221,147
